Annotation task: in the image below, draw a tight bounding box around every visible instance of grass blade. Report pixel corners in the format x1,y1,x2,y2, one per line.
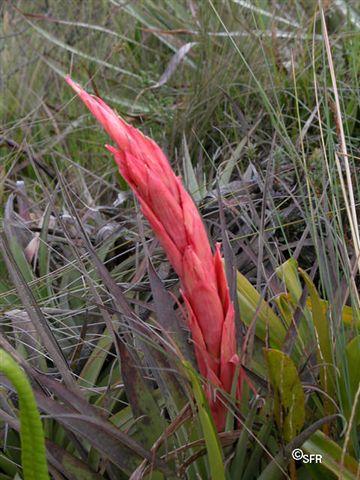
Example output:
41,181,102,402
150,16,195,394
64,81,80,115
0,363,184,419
183,361,226,480
0,233,76,391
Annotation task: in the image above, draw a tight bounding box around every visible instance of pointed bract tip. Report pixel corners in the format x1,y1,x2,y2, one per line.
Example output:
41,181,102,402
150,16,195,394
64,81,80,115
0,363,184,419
105,144,117,154
65,75,81,94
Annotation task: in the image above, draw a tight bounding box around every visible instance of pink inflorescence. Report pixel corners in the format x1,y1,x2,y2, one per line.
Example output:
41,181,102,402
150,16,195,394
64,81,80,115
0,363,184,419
66,77,242,430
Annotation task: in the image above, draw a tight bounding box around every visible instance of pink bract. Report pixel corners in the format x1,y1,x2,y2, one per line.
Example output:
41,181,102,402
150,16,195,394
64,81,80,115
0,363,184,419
66,76,242,430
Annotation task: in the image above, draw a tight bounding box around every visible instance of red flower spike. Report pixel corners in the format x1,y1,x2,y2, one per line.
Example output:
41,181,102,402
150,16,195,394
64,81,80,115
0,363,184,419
66,76,242,430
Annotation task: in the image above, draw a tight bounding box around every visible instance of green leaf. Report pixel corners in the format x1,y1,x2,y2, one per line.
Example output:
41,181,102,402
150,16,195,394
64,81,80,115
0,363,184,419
77,328,113,389
264,348,305,443
118,342,167,452
219,135,248,187
276,258,302,302
303,430,359,479
0,234,74,390
236,270,286,348
299,268,335,421
230,405,258,478
46,441,102,480
3,195,36,287
27,21,140,79
273,293,295,327
305,298,360,328
183,361,226,480
37,203,55,305
339,336,360,425
182,134,204,202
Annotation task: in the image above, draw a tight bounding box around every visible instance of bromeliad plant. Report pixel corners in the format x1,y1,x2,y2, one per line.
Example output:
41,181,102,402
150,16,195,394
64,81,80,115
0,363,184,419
0,77,359,479
1,3,360,479
62,78,359,478
66,76,243,431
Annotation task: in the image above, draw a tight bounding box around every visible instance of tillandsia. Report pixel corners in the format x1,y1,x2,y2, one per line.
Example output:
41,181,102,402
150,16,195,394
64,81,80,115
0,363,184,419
66,77,243,430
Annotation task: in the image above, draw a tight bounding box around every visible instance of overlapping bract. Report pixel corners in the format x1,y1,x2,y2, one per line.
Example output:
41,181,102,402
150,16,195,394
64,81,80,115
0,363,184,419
66,77,240,429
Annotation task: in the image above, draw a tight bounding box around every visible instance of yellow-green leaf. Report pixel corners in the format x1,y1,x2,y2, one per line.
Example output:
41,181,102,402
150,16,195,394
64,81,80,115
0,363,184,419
305,298,360,328
183,361,226,480
264,349,305,443
236,270,286,348
274,293,296,327
299,268,335,422
339,336,360,425
276,258,302,302
303,430,359,479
